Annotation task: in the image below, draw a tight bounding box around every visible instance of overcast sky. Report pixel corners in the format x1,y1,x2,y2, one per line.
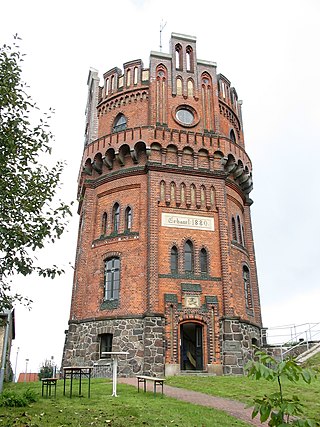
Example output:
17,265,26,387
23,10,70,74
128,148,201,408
1,0,320,377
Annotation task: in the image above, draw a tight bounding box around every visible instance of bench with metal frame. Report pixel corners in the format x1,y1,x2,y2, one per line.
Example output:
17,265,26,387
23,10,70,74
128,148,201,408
136,375,166,396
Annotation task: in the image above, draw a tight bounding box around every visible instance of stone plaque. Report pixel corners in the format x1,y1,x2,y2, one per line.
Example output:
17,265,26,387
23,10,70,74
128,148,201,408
224,341,241,351
185,296,200,308
162,213,214,231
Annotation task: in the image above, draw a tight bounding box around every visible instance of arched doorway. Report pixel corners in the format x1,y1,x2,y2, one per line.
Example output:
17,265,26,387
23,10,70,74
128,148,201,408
180,322,203,371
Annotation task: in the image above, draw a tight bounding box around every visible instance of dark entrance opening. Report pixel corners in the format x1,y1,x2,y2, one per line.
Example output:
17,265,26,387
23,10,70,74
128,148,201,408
180,323,203,371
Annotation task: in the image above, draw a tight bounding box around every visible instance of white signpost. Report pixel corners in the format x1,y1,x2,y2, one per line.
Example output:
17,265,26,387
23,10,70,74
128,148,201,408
102,351,129,397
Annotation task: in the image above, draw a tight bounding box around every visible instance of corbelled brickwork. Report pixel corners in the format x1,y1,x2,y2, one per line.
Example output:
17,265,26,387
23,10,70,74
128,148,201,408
62,33,263,376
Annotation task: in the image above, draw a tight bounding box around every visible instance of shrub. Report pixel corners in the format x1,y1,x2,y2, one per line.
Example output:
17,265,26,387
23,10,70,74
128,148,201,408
0,388,37,407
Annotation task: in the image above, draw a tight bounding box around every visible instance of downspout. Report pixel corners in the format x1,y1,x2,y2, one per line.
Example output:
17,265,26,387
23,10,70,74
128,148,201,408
0,310,11,393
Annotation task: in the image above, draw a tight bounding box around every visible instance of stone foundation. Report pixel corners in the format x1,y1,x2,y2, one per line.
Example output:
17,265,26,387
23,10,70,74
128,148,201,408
222,318,261,375
62,315,165,377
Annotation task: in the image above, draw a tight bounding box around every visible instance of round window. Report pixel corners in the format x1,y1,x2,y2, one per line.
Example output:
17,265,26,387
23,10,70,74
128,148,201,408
173,105,199,127
176,108,194,125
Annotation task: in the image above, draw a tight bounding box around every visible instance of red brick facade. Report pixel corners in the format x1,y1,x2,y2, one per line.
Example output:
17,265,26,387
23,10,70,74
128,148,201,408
62,33,262,376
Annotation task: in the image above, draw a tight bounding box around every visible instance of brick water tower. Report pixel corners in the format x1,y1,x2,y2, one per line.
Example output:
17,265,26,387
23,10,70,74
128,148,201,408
62,33,263,376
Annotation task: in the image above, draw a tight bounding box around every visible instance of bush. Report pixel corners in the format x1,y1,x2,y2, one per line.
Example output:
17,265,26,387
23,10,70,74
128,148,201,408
0,388,37,407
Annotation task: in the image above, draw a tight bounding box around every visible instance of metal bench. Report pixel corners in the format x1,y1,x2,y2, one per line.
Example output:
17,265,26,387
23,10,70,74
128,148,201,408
136,375,166,396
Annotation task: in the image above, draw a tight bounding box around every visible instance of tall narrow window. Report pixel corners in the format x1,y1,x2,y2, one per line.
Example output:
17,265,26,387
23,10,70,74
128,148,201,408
237,216,243,245
175,44,182,69
100,333,113,358
134,67,138,85
184,240,194,273
200,248,208,274
160,180,166,201
187,80,194,97
126,69,131,87
113,203,120,233
176,77,182,95
191,184,196,206
102,212,107,235
230,129,236,143
104,257,120,300
105,79,109,96
180,183,186,204
186,46,193,72
111,75,115,93
170,246,178,274
243,266,252,309
125,206,132,231
231,217,237,241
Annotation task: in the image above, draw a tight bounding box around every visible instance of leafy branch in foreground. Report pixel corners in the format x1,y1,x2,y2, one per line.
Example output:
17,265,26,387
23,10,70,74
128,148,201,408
245,350,318,426
0,35,72,309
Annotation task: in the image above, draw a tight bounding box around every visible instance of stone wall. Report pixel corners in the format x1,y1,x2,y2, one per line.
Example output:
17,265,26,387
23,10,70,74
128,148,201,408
221,317,261,374
62,315,165,377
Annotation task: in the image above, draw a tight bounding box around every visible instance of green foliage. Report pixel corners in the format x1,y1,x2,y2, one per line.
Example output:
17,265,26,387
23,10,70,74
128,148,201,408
0,35,72,309
38,360,53,380
245,350,318,426
0,388,37,407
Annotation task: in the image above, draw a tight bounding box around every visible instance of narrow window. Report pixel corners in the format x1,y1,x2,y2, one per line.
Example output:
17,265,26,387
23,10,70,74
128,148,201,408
242,225,245,246
237,216,243,245
113,114,127,132
102,212,107,235
184,240,194,273
200,248,208,274
111,75,115,93
113,203,120,233
126,69,131,87
134,67,138,85
100,333,113,358
243,266,252,309
186,46,193,72
231,217,237,241
105,79,109,96
187,80,194,97
125,206,132,231
160,181,166,201
230,129,236,143
170,246,178,274
176,77,182,95
104,257,120,300
175,44,182,69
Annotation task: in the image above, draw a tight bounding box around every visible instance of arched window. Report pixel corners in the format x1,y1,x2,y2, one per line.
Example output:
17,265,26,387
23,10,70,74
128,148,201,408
176,77,182,95
175,44,182,69
134,67,138,85
125,206,132,231
102,212,107,235
237,216,243,245
200,248,208,274
104,257,120,300
230,129,236,143
105,79,109,96
184,240,194,273
187,80,194,97
231,217,237,241
113,203,120,233
170,246,178,274
186,46,193,72
126,69,131,87
243,265,252,309
113,114,127,133
110,75,115,93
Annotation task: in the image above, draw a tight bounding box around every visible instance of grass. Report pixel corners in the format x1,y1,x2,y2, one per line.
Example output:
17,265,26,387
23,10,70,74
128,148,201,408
166,374,320,423
0,379,251,427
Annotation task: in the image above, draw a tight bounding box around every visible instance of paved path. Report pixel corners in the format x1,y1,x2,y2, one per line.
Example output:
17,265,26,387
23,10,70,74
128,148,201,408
119,377,265,426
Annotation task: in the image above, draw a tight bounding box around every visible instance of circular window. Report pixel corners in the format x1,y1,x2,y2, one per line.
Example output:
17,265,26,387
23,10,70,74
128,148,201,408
176,108,194,125
174,105,198,127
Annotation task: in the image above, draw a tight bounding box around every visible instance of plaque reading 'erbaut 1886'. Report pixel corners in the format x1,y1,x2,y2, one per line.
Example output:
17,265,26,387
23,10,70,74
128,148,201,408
161,213,214,231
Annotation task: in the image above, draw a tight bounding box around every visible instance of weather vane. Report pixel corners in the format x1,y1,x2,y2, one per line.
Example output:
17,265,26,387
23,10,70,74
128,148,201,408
159,20,167,52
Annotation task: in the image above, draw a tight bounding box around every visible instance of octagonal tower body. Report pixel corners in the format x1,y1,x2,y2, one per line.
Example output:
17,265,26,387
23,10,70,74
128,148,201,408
63,33,262,376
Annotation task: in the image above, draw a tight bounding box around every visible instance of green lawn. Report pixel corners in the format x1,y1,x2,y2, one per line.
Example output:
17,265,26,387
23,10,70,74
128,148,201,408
0,379,250,427
166,374,320,423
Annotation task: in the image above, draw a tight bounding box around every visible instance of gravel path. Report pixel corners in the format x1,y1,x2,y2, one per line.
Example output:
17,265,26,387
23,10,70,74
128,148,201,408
119,377,265,426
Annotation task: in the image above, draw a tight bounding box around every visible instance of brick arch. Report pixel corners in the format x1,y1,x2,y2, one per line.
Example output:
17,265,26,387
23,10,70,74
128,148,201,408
150,142,162,163
92,152,103,174
166,144,178,166
198,148,209,169
83,157,93,175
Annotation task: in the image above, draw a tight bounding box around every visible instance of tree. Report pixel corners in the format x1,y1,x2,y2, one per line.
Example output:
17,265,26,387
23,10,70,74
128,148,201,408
0,36,72,310
38,360,54,380
245,350,317,426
